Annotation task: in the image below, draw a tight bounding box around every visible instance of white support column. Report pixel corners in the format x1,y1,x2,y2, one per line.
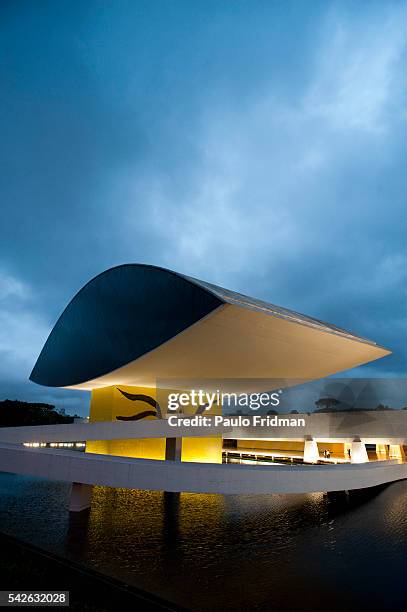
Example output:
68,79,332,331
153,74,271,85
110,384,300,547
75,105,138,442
304,437,319,463
69,482,93,512
350,438,369,464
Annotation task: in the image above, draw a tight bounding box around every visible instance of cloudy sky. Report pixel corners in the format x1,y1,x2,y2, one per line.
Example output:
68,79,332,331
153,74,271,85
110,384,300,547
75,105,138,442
1,0,407,415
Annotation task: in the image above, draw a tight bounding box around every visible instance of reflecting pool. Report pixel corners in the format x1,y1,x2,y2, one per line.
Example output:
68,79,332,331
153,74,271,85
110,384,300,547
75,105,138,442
0,473,406,611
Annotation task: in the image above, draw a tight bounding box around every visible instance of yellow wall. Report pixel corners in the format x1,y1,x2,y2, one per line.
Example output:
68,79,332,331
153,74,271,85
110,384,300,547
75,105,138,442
181,437,222,463
86,385,166,460
389,444,406,459
179,396,222,463
86,385,222,463
317,442,345,455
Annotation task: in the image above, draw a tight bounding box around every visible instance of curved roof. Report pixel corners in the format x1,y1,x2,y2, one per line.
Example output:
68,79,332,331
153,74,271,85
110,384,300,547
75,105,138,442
30,265,223,387
30,264,390,389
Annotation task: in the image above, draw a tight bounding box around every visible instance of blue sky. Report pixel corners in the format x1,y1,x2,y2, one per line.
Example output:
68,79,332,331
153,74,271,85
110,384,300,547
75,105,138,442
1,0,407,415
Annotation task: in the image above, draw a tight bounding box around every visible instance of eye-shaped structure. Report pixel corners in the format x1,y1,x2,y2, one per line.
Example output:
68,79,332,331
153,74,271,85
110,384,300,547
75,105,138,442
30,264,390,390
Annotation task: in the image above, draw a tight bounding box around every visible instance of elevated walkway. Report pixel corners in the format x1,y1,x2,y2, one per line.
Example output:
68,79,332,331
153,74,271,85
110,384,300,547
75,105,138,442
0,441,406,497
1,417,406,511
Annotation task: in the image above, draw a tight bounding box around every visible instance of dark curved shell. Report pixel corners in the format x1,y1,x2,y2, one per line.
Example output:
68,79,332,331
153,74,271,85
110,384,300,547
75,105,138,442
30,264,223,387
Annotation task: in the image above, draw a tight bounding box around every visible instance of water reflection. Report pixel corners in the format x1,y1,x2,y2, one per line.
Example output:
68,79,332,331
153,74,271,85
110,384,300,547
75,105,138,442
0,474,406,611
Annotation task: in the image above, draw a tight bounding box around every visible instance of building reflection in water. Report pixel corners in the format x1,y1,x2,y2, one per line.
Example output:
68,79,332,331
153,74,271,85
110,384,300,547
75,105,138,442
162,491,180,560
8,477,402,612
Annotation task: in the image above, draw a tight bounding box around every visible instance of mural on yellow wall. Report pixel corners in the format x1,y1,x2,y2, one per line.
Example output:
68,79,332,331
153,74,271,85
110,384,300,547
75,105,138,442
86,384,223,463
86,385,166,460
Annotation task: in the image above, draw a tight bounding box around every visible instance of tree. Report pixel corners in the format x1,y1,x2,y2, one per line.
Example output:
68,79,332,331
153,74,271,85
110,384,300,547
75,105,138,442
314,397,339,413
0,400,74,427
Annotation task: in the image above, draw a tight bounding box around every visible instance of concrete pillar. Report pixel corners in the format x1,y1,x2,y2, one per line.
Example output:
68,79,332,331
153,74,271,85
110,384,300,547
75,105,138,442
304,437,319,463
351,438,368,464
69,482,93,512
165,437,182,461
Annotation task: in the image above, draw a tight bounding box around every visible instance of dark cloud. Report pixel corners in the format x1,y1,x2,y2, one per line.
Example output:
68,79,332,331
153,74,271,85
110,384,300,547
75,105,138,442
1,1,407,415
